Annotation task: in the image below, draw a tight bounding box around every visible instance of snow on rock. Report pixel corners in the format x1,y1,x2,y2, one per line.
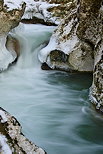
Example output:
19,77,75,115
22,0,60,25
38,36,57,63
4,0,60,25
4,0,24,11
39,0,94,72
0,36,16,71
0,109,7,123
0,135,12,154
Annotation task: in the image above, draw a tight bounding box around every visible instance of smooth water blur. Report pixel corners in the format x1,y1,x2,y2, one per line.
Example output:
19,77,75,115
0,24,103,154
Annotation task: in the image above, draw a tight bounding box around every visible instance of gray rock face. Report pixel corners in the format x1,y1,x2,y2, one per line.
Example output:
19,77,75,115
0,107,46,154
90,42,103,112
78,0,103,111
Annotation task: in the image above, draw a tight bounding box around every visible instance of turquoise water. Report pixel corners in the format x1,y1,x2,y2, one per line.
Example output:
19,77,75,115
0,24,103,154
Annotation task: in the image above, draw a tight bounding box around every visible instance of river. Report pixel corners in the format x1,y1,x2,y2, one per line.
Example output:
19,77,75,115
0,24,103,154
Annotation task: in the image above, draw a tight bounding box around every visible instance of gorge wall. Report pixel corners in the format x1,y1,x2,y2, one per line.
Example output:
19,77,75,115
0,0,103,152
39,0,103,112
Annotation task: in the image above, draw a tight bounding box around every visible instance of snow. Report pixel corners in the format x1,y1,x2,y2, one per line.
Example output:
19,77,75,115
4,0,24,11
22,1,60,24
0,36,16,71
63,18,74,36
38,36,57,63
4,0,60,25
59,35,79,54
0,109,7,123
0,135,12,154
38,33,78,64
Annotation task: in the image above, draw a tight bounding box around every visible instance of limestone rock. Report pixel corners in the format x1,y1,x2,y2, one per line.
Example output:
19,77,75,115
39,0,94,72
0,107,46,154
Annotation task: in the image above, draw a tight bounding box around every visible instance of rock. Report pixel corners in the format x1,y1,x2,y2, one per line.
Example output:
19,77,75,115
38,0,103,112
39,0,94,72
90,41,103,112
0,107,46,154
47,50,72,72
41,62,52,70
78,0,103,112
6,34,20,58
0,0,26,71
21,0,60,25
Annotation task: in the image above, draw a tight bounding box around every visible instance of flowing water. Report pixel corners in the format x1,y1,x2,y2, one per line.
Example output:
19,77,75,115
0,24,103,154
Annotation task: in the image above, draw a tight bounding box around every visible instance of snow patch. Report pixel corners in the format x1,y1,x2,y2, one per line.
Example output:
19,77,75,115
0,36,16,71
0,135,12,154
63,18,74,36
4,0,24,11
38,36,57,63
59,35,79,54
0,110,7,123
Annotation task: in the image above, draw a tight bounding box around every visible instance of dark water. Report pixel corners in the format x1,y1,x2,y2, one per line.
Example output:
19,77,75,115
0,24,103,154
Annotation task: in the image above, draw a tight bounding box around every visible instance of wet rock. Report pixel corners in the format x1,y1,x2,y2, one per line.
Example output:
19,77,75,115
21,17,57,26
41,62,52,70
0,107,46,154
6,34,20,57
47,50,72,71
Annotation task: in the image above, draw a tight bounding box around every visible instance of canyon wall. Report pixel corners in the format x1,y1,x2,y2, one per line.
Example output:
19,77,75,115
39,0,103,112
